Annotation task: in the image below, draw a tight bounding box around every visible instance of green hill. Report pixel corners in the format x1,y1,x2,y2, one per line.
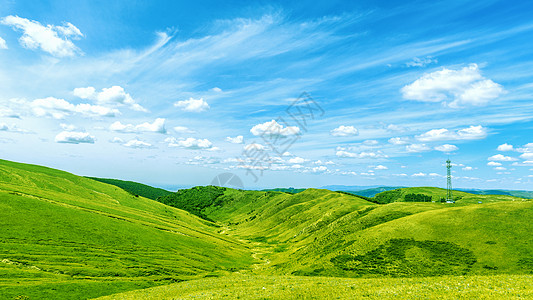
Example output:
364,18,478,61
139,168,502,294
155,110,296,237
0,159,253,300
156,185,532,278
2,160,532,299
86,177,172,200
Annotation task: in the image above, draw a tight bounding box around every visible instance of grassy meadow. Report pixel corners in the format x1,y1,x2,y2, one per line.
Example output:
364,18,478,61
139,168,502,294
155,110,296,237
0,159,532,299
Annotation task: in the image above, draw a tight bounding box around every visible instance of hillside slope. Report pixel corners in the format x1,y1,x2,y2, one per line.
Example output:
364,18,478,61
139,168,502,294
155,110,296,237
157,186,533,278
0,160,253,300
86,177,172,200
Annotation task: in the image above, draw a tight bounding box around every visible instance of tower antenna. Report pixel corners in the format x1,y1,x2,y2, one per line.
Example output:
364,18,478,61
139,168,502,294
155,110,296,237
446,158,453,203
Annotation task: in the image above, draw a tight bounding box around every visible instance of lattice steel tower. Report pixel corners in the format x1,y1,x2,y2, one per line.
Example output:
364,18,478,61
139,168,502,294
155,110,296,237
446,159,453,202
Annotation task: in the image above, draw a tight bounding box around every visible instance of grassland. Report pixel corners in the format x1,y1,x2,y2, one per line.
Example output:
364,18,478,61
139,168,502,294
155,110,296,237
1,159,532,299
95,274,533,299
0,159,253,300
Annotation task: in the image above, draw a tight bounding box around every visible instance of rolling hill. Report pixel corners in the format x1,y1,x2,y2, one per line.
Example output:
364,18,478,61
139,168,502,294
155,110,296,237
0,159,253,300
1,159,532,299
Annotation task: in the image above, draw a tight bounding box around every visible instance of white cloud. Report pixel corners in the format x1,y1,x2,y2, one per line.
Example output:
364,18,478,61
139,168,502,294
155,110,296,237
488,154,518,161
1,16,83,57
60,123,77,131
173,126,195,134
110,137,124,143
288,157,305,164
416,125,487,142
0,107,20,118
0,123,26,133
174,98,209,112
73,86,147,112
401,64,504,108
520,153,533,160
123,139,152,148
487,161,502,167
30,97,119,119
363,140,379,145
462,166,474,171
406,143,431,153
429,173,441,177
388,137,409,145
210,87,222,92
250,120,300,137
226,135,244,144
434,144,458,152
497,143,514,151
0,36,7,49
167,137,213,149
386,124,408,132
55,131,95,144
312,166,327,173
331,125,358,137
110,118,166,134
494,166,507,171
405,56,437,67
374,165,388,170
412,172,426,177
336,150,387,159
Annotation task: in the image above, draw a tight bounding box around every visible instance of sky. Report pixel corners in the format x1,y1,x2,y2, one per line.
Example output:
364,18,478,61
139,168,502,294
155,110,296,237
0,0,532,190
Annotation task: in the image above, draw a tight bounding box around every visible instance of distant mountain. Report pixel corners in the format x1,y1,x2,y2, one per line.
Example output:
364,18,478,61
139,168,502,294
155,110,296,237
456,188,533,199
344,186,406,198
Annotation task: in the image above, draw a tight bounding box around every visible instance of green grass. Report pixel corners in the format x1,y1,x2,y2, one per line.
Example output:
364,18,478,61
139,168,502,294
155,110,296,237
2,159,532,299
0,159,254,300
94,274,533,299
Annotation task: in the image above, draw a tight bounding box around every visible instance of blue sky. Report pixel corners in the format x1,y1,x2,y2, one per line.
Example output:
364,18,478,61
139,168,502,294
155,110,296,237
1,0,532,190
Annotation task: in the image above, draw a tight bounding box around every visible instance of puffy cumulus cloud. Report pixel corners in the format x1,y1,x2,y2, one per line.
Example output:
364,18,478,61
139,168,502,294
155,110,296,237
374,165,388,170
0,107,20,118
174,98,209,112
1,16,83,57
336,150,387,159
73,86,147,112
173,126,195,134
250,120,300,137
55,131,95,144
497,143,514,151
288,157,306,164
488,154,518,161
330,125,358,137
110,118,166,134
487,161,502,166
123,139,152,148
416,125,487,142
406,143,431,153
210,87,222,92
401,64,504,108
406,56,437,67
388,137,409,145
462,166,474,171
434,144,458,152
226,135,244,144
494,166,507,171
312,166,328,173
30,97,120,119
0,36,7,49
166,137,213,150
